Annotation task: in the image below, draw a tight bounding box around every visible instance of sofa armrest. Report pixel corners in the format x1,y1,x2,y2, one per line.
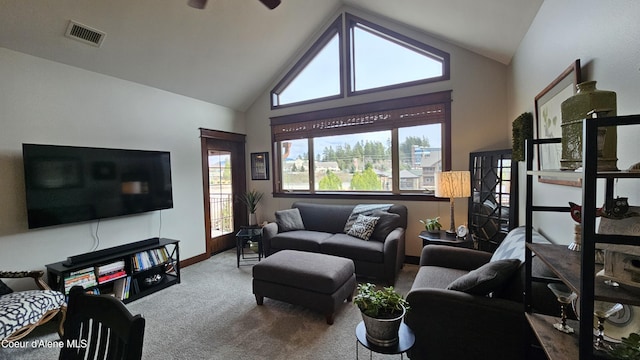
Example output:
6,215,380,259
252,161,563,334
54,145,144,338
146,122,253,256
419,244,492,271
381,227,405,284
261,222,278,256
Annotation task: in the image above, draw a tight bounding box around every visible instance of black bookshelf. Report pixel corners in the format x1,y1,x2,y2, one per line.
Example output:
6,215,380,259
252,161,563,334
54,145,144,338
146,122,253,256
46,238,180,303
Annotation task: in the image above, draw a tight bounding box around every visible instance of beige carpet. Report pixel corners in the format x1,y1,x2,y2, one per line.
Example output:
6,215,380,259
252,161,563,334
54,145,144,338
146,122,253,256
0,249,418,360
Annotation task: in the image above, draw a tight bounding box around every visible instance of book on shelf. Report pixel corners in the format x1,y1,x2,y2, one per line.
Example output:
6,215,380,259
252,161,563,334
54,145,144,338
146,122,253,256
132,248,170,271
112,276,132,300
97,269,127,284
96,260,125,276
64,266,98,294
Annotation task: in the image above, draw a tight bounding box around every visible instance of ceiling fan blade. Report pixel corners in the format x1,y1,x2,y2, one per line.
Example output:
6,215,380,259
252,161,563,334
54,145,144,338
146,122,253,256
259,0,281,10
187,0,207,9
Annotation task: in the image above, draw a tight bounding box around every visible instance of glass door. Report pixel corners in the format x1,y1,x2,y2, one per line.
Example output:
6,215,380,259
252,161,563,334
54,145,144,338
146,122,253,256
200,130,246,256
208,151,233,238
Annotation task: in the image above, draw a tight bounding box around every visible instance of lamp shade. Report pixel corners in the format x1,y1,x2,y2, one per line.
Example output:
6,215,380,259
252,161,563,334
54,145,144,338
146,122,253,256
435,171,471,198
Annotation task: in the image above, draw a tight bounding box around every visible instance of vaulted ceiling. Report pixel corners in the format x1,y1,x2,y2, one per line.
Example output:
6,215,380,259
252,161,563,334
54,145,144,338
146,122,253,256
0,0,543,111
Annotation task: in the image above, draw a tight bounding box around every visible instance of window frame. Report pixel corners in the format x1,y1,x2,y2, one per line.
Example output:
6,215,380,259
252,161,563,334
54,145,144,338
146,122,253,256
345,14,451,97
270,16,344,110
270,91,452,200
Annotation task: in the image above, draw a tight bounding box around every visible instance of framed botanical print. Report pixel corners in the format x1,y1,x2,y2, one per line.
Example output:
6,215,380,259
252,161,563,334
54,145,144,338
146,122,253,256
534,59,582,186
251,152,269,180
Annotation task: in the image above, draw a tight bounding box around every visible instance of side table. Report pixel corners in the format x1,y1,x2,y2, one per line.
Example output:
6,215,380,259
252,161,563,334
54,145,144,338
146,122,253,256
235,226,263,268
355,321,415,359
418,230,473,249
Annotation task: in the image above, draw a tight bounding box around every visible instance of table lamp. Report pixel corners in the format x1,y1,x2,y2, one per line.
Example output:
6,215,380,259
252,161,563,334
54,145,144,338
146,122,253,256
435,171,471,235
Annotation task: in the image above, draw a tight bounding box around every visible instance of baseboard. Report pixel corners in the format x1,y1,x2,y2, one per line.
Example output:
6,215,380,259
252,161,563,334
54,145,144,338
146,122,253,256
180,253,209,268
404,256,420,265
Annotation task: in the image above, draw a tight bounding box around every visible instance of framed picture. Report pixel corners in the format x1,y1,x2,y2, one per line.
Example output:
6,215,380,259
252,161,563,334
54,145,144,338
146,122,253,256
534,59,582,186
251,152,269,180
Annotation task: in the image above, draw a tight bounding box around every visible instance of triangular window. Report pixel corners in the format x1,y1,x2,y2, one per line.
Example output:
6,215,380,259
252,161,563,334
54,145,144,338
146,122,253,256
270,13,449,108
271,16,343,108
347,15,449,94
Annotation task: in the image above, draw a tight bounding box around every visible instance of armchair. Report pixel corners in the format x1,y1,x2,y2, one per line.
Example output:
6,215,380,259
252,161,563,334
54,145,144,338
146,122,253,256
0,270,66,341
404,228,558,360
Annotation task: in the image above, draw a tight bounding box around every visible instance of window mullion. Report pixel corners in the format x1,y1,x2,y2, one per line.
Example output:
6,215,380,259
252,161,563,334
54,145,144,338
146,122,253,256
308,138,315,192
391,128,400,194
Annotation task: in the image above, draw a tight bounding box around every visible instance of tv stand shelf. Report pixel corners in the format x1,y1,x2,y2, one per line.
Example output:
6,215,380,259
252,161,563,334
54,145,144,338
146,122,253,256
46,238,180,304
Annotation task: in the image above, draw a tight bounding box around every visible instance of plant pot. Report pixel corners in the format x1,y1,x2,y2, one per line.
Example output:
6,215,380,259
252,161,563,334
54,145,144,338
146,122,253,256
361,306,406,347
248,213,257,226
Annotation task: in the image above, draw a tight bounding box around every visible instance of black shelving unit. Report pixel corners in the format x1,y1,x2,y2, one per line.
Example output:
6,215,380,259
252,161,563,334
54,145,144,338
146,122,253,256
46,238,180,304
524,115,640,359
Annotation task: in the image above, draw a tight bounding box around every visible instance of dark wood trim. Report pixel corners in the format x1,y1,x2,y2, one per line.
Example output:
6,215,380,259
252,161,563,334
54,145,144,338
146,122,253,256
199,129,247,257
271,90,452,125
272,192,449,202
200,128,246,142
179,253,209,268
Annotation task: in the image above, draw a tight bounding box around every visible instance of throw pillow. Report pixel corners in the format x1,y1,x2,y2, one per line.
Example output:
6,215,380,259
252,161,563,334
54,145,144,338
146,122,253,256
343,204,392,232
490,226,550,263
347,214,379,241
0,279,13,296
447,259,521,295
275,208,305,232
370,210,401,242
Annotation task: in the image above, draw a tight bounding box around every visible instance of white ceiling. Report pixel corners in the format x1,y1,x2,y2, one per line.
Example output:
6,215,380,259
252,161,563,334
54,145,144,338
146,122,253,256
0,0,543,111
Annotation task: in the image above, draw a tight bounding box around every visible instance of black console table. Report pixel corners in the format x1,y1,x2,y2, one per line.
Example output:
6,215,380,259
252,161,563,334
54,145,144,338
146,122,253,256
45,238,180,303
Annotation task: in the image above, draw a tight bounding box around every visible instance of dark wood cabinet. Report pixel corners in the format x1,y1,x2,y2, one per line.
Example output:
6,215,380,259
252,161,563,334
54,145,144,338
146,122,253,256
468,149,518,252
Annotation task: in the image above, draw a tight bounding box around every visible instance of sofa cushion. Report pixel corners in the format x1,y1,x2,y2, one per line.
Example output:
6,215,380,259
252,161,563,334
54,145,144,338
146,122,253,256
370,210,401,242
275,208,305,232
321,234,384,263
447,259,521,295
0,280,12,296
0,289,65,341
346,214,379,241
269,230,332,253
411,266,470,291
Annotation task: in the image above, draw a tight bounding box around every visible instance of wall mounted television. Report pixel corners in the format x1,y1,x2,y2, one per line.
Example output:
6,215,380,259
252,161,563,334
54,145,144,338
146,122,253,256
22,144,173,229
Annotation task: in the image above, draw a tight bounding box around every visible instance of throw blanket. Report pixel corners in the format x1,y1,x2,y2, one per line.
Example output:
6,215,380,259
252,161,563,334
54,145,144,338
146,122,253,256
343,204,393,233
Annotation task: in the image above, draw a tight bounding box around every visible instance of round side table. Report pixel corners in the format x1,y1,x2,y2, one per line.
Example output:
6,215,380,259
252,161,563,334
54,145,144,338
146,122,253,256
355,321,415,359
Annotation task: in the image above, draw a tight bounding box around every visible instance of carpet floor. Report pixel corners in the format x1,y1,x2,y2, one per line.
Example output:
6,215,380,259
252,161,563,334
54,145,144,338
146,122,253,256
1,249,419,360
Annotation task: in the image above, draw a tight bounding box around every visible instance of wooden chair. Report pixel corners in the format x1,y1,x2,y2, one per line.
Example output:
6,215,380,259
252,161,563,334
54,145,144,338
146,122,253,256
0,270,66,341
59,286,145,360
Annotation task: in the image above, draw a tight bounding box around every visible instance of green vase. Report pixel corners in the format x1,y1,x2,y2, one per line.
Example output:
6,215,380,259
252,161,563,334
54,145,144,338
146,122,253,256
560,81,618,171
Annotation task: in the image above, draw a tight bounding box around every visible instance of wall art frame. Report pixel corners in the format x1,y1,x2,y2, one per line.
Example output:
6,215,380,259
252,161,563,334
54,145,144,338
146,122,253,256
251,152,269,180
534,59,582,187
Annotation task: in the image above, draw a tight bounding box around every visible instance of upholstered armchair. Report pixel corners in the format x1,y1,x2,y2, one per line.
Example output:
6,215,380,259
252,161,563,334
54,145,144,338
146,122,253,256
0,270,66,341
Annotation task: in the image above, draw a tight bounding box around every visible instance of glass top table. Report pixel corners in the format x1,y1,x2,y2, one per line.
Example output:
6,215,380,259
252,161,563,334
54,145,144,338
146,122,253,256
235,227,263,268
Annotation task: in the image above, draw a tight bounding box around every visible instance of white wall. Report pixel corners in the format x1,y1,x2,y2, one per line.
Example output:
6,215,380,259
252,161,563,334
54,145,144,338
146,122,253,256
0,47,244,274
508,0,640,243
244,7,511,258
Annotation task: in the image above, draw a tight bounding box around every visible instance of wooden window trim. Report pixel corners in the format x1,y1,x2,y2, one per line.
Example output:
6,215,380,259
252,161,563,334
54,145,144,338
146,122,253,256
270,91,452,200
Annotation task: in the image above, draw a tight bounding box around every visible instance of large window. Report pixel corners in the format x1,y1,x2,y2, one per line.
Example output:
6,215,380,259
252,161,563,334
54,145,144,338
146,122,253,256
271,92,451,199
270,13,450,108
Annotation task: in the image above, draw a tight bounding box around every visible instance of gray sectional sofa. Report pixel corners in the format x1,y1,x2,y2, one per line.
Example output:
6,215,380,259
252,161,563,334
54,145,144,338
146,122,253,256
262,202,407,285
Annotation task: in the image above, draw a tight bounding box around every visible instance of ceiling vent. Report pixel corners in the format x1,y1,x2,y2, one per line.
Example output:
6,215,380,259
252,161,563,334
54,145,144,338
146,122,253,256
64,20,106,47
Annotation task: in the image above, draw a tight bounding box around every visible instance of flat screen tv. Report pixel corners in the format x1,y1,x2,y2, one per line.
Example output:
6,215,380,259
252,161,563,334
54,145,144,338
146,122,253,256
22,144,173,229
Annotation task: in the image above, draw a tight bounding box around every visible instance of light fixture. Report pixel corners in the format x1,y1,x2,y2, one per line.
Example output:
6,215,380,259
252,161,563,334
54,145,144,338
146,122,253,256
187,0,207,9
435,171,471,235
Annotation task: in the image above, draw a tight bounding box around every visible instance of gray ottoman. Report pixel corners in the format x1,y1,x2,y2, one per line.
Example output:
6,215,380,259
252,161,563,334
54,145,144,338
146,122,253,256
252,250,356,325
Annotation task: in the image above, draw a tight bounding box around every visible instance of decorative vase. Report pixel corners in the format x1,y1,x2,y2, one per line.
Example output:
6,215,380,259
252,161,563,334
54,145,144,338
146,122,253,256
560,81,617,171
248,213,257,226
361,306,406,347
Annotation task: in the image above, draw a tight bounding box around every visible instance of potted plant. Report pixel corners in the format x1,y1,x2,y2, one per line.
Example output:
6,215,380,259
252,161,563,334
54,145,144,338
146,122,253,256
354,282,409,347
240,189,263,225
420,216,442,234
